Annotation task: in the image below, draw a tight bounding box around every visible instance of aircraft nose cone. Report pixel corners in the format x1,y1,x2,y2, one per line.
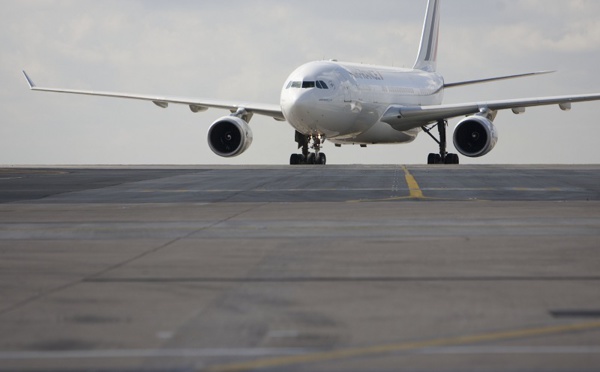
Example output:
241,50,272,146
283,90,316,128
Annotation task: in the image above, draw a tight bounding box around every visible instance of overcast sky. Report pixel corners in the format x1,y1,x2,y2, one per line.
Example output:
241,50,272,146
3,0,600,165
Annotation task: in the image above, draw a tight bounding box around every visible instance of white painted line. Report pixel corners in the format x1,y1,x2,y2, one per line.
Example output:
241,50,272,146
2,346,598,360
0,348,316,360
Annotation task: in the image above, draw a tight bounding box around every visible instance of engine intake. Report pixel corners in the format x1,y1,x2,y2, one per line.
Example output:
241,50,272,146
207,116,253,157
453,115,498,157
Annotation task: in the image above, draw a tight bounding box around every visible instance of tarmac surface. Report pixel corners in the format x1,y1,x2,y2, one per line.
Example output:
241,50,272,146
0,165,599,371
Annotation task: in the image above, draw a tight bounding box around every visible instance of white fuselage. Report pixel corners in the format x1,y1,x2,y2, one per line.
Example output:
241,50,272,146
280,61,444,144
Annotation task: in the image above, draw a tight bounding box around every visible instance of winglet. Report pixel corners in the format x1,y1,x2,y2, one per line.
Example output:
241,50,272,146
22,70,36,89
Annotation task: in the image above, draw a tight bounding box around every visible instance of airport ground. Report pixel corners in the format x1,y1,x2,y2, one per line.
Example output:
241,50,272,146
0,165,599,371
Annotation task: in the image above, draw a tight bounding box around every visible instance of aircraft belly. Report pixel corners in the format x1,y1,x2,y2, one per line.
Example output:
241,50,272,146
330,122,420,144
320,102,380,137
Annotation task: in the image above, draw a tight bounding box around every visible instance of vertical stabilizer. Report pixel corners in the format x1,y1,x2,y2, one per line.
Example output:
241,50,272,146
413,0,441,72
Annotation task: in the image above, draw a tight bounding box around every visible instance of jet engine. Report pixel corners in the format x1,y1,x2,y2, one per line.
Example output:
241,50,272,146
452,115,498,157
207,116,253,157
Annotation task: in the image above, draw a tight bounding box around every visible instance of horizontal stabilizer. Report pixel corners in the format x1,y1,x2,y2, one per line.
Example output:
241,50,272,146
444,71,555,88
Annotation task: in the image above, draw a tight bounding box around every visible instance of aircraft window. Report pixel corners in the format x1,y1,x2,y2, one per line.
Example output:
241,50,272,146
288,80,327,89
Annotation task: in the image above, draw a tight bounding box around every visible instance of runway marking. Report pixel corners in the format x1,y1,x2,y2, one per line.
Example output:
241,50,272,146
408,345,600,355
206,320,600,371
401,166,424,199
1,345,598,361
135,187,581,193
134,166,427,201
351,166,429,202
0,348,314,360
139,188,398,193
86,276,600,283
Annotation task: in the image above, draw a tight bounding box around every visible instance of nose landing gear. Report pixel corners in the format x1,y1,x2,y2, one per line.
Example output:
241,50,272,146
290,131,326,165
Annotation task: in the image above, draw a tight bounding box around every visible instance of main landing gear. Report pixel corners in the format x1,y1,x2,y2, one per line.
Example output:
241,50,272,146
290,131,326,165
422,120,459,165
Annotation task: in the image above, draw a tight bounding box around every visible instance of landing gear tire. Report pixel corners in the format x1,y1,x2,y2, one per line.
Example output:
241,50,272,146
290,153,304,165
427,153,441,164
316,153,326,165
445,153,459,165
307,153,316,164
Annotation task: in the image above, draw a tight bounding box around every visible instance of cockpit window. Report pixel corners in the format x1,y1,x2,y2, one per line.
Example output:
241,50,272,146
286,80,329,89
317,80,328,89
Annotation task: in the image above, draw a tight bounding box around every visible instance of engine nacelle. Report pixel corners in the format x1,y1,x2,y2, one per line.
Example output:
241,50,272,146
207,116,253,157
452,115,498,157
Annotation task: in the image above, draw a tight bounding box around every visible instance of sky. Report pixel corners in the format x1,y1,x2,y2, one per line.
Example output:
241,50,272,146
2,0,600,165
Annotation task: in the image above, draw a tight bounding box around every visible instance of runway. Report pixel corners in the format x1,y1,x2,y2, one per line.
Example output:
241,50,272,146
1,165,599,203
1,165,599,371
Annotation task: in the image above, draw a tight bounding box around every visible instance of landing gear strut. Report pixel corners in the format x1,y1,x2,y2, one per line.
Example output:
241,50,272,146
290,131,326,165
422,120,459,165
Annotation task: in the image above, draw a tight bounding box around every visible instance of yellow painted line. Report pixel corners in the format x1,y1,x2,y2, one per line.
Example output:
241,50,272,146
206,320,600,372
401,166,424,199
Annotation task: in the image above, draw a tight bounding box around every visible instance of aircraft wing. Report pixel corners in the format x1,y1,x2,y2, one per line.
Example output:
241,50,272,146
381,93,600,131
22,71,285,121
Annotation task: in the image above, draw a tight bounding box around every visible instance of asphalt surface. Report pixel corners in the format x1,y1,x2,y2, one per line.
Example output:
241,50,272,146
1,165,599,203
0,165,599,372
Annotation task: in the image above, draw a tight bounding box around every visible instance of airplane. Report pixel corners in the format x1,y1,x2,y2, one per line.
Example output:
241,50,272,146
22,0,600,165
